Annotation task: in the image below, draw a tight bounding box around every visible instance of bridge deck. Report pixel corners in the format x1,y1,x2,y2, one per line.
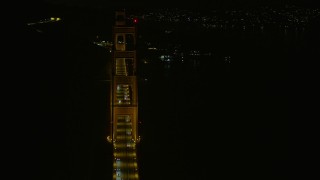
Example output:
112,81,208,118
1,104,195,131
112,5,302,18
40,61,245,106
112,53,139,180
113,115,139,180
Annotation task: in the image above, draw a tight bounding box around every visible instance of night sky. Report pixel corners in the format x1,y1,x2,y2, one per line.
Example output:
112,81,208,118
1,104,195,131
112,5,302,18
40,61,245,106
32,0,320,8
17,0,319,22
15,0,317,23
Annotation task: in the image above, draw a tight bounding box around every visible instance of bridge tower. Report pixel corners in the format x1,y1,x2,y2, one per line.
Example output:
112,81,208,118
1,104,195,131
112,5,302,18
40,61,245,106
111,10,139,143
109,10,140,180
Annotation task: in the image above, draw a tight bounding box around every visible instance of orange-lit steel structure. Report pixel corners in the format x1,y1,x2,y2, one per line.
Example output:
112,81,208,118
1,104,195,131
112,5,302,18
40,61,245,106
108,10,140,180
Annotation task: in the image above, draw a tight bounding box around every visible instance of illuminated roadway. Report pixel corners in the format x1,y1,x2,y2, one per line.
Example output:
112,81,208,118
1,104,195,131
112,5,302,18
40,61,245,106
113,115,139,180
110,11,139,180
112,57,139,180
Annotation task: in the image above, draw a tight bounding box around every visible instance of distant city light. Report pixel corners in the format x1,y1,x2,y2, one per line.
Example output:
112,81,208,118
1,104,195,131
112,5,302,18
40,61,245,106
50,17,61,21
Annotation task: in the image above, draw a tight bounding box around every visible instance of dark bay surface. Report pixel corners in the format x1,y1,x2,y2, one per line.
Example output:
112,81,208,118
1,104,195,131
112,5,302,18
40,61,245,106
14,6,319,180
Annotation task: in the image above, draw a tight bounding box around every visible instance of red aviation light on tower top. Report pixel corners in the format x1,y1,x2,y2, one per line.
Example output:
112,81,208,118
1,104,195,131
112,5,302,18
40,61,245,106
133,18,138,24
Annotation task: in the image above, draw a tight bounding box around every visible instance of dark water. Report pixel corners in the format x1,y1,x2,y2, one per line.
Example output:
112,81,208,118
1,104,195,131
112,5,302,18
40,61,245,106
136,23,310,180
14,8,319,180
